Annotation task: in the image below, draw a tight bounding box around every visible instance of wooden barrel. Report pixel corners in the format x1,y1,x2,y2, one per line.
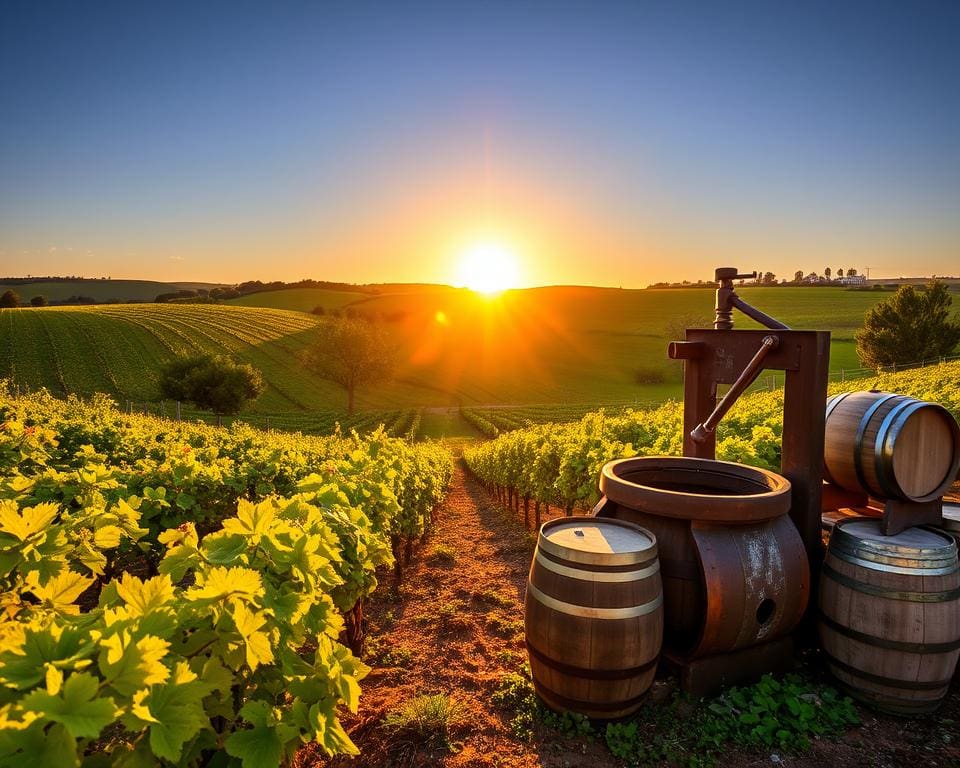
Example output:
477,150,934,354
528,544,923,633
525,518,663,718
819,517,960,714
594,456,808,658
824,391,960,502
935,501,960,543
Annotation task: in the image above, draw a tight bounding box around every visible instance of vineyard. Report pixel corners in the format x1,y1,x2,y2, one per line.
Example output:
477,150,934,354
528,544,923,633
0,385,453,765
463,360,960,522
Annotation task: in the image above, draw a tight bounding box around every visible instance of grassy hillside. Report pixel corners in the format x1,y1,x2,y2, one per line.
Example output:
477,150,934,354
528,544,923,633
0,278,178,302
228,287,367,313
2,286,956,428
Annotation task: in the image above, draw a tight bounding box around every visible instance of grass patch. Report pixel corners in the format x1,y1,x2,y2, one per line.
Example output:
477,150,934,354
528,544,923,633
486,613,524,637
426,544,458,567
474,588,515,608
383,693,465,750
494,666,859,766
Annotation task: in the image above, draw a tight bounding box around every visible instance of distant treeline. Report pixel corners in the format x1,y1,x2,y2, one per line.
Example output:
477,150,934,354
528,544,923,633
156,278,379,303
0,275,119,283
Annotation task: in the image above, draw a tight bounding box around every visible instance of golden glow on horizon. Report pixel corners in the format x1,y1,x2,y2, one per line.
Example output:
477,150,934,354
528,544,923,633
454,241,522,295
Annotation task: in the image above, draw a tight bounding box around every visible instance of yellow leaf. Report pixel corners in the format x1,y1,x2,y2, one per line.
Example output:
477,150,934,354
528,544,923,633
27,571,93,615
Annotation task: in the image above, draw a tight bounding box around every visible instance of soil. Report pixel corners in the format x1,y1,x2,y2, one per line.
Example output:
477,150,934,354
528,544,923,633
297,465,960,768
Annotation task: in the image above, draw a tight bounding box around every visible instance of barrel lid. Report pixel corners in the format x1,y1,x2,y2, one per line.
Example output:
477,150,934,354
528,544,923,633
942,502,960,533
539,518,656,565
830,516,958,574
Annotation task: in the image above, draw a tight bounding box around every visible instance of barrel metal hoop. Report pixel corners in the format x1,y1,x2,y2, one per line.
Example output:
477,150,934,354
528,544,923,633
820,611,960,653
823,392,853,485
853,393,901,494
823,562,960,605
873,399,921,499
533,683,651,714
526,582,663,620
537,545,659,574
535,551,660,583
538,527,655,567
828,544,959,576
823,650,953,691
526,641,659,680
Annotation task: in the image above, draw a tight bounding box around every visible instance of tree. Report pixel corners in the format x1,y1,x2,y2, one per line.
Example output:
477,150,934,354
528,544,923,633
837,268,845,278
158,354,264,422
824,267,832,280
0,290,20,308
302,318,395,414
29,295,48,307
855,280,960,368
762,271,776,285
794,270,803,282
848,268,858,277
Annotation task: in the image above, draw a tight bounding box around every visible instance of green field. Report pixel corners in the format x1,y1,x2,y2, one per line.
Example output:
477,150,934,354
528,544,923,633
0,278,178,302
2,285,954,436
227,287,368,313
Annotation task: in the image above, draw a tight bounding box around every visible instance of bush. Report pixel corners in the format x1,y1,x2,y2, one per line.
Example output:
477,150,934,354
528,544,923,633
383,693,464,748
0,290,20,308
158,354,264,416
634,366,666,385
29,295,48,307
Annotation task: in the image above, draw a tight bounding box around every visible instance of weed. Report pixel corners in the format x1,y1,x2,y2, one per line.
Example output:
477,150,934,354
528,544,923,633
475,588,514,608
383,693,464,750
492,666,594,742
486,613,524,637
378,645,414,668
495,649,519,665
426,544,457,566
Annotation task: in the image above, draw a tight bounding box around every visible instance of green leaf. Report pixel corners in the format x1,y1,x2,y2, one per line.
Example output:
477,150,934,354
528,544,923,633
99,633,170,696
185,566,263,604
20,672,116,739
231,602,274,671
0,624,96,690
224,700,285,768
136,663,211,762
175,492,195,510
0,722,78,768
25,571,93,615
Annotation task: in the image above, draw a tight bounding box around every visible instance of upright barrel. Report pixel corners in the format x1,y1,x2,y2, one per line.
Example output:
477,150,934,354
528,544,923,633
525,518,663,718
819,517,960,714
824,391,960,502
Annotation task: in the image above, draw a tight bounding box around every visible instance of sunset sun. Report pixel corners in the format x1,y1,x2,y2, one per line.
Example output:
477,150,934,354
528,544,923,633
455,241,521,295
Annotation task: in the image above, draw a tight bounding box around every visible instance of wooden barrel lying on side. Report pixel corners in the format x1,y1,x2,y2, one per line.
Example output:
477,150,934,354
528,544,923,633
525,518,663,718
594,456,807,658
824,391,960,502
819,517,960,714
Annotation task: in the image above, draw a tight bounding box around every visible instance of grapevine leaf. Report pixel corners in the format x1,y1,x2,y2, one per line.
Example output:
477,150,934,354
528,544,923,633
199,532,249,565
185,566,263,604
231,602,274,671
0,624,95,690
137,664,211,762
114,573,175,616
25,571,93,615
0,501,58,545
20,672,116,739
92,525,123,549
99,633,170,696
222,499,276,543
224,701,285,768
0,721,77,768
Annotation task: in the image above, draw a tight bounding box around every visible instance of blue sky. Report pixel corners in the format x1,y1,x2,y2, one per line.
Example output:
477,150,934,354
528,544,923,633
1,1,958,285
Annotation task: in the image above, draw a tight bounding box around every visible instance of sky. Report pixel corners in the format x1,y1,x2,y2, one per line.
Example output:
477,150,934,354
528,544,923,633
1,0,958,287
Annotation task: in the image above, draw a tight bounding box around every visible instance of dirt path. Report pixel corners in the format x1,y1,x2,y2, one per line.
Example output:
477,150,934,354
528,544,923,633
298,465,960,768
297,463,616,768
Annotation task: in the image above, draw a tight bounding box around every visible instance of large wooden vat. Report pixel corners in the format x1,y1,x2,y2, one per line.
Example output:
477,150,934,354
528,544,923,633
819,517,960,714
824,391,960,502
594,456,808,658
525,518,663,718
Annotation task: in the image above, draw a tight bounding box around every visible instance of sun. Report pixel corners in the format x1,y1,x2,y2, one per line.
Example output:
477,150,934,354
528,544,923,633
455,241,521,295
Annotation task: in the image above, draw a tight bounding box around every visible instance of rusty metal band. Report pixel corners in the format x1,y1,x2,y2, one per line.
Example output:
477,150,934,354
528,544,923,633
823,392,853,485
820,612,960,653
537,545,659,573
832,520,958,563
526,641,659,681
534,683,650,714
853,393,901,495
828,541,958,575
538,525,656,566
823,650,953,691
526,582,663,620
823,562,960,604
534,551,660,583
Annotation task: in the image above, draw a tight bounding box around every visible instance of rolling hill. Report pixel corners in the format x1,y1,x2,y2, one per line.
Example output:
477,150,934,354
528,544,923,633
0,278,179,303
2,286,955,429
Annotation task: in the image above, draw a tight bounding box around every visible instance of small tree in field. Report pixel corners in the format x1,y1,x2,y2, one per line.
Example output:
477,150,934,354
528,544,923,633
302,318,395,415
824,267,832,280
157,354,264,423
793,270,803,282
0,290,20,308
855,280,960,369
30,295,48,307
